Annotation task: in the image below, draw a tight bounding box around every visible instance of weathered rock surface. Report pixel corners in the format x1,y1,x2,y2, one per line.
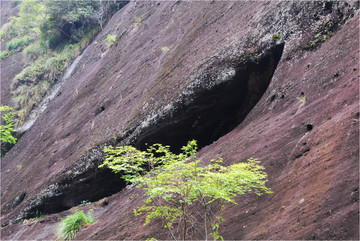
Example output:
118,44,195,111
1,1,359,240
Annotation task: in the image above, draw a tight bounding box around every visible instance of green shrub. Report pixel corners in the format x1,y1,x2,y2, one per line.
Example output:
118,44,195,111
272,33,281,41
161,46,169,52
297,96,307,104
0,51,9,60
100,140,272,240
11,44,76,123
0,30,6,41
6,35,35,51
13,94,27,109
105,34,116,47
136,16,143,24
16,108,29,124
0,21,14,40
0,106,17,145
3,1,117,124
24,41,47,61
56,210,95,241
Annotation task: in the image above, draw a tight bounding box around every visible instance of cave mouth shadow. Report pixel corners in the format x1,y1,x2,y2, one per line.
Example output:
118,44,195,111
11,165,126,224
135,43,284,153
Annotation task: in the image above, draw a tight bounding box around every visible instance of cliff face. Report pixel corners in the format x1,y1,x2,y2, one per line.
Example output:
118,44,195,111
1,1,359,240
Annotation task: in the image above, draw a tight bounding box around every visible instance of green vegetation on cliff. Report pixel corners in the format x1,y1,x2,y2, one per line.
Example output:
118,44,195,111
56,210,95,241
100,140,272,240
0,106,17,157
0,105,17,140
1,0,127,126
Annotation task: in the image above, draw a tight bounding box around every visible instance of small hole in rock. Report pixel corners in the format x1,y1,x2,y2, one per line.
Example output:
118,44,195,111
100,200,109,207
95,106,106,116
270,95,276,102
306,124,313,132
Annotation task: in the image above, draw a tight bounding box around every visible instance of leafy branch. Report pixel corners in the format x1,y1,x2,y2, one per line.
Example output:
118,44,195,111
99,140,272,240
0,106,17,145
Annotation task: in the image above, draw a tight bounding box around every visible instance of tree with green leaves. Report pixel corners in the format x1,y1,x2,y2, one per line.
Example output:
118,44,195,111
1,106,17,157
40,0,128,48
100,140,272,240
0,106,17,145
40,0,97,47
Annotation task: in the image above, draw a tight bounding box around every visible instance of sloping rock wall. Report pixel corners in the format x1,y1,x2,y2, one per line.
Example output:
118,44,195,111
1,1,359,240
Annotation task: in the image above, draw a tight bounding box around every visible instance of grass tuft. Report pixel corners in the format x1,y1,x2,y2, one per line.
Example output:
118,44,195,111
56,210,95,240
105,34,116,47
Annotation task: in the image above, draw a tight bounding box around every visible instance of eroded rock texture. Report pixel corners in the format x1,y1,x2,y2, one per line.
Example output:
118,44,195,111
1,1,359,240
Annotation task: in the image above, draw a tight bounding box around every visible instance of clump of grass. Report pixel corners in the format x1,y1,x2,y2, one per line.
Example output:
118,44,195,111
297,96,307,104
272,33,281,41
56,210,95,241
0,51,9,60
161,46,169,52
24,41,48,61
105,34,116,47
6,35,35,51
136,16,143,24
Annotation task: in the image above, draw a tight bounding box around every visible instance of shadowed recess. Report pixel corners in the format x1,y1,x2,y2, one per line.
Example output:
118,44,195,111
5,154,126,226
135,44,284,153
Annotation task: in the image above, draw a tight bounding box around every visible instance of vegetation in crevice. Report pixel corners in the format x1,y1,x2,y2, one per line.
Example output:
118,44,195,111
272,33,281,41
105,34,116,48
303,20,335,50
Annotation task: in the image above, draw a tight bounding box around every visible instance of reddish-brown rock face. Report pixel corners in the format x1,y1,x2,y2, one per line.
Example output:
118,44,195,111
1,1,358,240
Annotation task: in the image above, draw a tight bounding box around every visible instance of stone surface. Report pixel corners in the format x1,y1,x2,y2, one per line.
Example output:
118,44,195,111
1,1,359,240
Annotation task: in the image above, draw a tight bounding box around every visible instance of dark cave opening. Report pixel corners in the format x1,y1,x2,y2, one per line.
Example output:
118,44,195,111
135,43,284,153
17,162,126,222
56,168,126,212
